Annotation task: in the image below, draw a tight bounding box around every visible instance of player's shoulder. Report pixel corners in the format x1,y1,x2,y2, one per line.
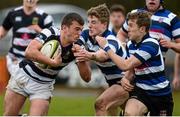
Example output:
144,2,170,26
80,29,90,40
163,9,175,15
41,26,60,36
104,29,116,39
35,8,49,16
48,26,60,35
127,40,133,48
130,8,145,13
105,30,123,49
142,36,159,46
36,26,60,43
49,26,59,32
8,6,23,15
81,29,89,35
13,6,23,12
165,9,177,19
157,9,177,19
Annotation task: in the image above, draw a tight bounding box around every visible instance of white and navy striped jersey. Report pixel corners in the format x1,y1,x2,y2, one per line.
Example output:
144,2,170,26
77,29,127,81
122,8,180,57
127,34,171,96
2,6,54,59
110,28,117,37
108,24,117,36
19,27,75,83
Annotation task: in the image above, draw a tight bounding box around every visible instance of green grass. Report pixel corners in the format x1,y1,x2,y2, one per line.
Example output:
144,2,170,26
0,94,96,116
0,91,180,116
49,96,96,116
172,91,180,116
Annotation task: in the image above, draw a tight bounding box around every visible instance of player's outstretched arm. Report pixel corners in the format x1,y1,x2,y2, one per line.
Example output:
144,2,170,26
106,50,141,71
96,36,142,71
74,48,109,63
76,61,91,83
90,49,109,62
160,38,180,53
0,26,8,39
72,44,91,82
173,53,180,89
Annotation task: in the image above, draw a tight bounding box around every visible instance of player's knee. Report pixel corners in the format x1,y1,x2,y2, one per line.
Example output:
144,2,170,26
124,109,144,116
3,109,19,116
111,85,129,98
95,98,106,111
124,110,134,116
106,104,118,113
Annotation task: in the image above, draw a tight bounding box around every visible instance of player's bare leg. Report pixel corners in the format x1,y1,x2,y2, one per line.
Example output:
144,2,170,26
3,89,26,116
107,105,119,116
29,99,50,116
124,98,148,116
95,84,129,116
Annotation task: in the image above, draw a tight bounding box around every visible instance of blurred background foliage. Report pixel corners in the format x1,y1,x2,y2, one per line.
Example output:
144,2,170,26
0,0,179,15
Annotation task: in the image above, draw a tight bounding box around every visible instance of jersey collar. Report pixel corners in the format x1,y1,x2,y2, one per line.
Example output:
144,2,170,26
132,33,150,47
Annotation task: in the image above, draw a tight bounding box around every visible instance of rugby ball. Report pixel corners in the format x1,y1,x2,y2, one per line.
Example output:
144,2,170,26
36,40,61,69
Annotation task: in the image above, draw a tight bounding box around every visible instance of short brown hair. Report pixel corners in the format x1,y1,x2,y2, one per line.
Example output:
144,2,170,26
127,11,152,32
110,4,126,16
61,13,84,27
87,4,110,24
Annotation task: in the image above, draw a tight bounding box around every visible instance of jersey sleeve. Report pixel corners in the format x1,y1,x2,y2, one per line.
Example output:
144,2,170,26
133,40,159,63
106,33,124,53
170,15,180,40
121,20,128,34
75,30,88,47
107,38,119,53
34,27,56,44
2,10,14,30
43,14,54,28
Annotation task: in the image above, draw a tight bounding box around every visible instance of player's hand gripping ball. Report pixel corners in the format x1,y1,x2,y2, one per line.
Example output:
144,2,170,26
36,40,61,69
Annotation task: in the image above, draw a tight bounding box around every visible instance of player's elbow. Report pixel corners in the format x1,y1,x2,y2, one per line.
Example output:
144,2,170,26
25,47,31,58
121,67,129,71
25,46,36,60
117,30,127,42
83,77,91,83
118,64,131,71
81,73,91,83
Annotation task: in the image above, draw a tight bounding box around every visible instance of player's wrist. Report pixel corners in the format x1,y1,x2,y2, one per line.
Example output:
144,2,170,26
91,53,97,60
103,43,111,52
50,59,56,67
86,52,94,60
170,42,176,49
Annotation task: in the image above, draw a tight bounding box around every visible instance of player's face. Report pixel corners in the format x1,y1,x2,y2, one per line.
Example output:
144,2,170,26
146,0,161,12
23,0,38,8
88,15,107,37
127,19,143,41
110,11,125,29
66,21,83,43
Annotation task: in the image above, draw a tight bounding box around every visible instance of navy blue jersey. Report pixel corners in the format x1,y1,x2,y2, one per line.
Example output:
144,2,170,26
2,6,54,58
109,27,117,36
77,29,127,81
19,27,75,83
122,8,180,57
127,34,171,96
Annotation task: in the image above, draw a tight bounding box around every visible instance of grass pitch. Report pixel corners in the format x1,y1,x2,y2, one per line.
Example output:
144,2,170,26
0,90,180,116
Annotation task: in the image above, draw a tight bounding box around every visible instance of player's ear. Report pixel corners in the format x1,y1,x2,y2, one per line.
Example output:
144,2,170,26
61,25,67,30
139,26,146,33
102,22,108,29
